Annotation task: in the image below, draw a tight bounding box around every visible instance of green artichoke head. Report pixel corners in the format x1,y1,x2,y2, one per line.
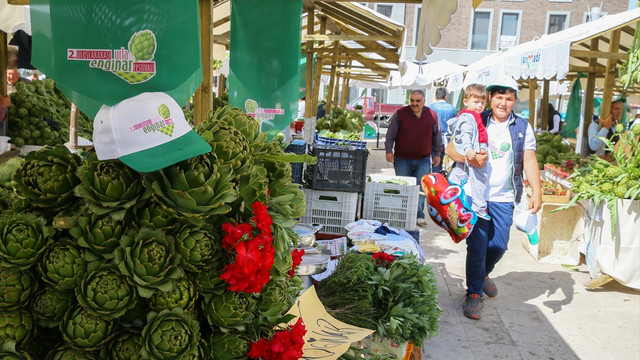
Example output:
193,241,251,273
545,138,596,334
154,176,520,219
144,152,239,223
74,155,150,219
11,145,81,211
75,262,138,320
0,342,32,360
0,266,37,310
174,222,220,272
69,212,128,260
0,211,53,269
0,308,34,346
203,290,255,331
60,305,116,351
115,227,183,298
207,331,250,360
45,345,98,360
128,29,156,61
38,239,86,289
132,199,176,230
105,329,144,360
191,260,226,295
30,285,72,328
148,276,198,312
141,308,200,360
197,120,251,177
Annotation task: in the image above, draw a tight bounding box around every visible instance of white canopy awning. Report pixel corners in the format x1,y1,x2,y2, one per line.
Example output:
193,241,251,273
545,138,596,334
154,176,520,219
462,8,640,92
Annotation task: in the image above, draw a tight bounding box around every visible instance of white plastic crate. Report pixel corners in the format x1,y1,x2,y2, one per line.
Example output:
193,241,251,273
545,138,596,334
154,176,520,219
362,175,420,231
301,189,359,235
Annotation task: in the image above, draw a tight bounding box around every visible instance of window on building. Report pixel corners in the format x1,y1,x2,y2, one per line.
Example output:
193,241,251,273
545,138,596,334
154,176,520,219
376,5,393,18
497,11,521,50
547,12,570,34
470,11,491,50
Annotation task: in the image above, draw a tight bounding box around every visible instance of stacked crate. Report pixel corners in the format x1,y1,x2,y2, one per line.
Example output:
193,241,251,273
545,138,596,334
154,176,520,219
301,142,368,235
362,174,420,231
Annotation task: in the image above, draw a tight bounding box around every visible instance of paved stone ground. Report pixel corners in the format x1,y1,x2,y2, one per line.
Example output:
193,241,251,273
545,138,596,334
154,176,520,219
364,140,640,360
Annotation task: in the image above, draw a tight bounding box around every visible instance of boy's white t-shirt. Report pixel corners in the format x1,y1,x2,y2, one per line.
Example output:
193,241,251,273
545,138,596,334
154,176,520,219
481,115,536,202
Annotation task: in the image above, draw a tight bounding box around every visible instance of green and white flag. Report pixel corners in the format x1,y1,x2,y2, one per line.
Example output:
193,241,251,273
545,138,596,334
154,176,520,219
30,0,203,118
229,0,302,140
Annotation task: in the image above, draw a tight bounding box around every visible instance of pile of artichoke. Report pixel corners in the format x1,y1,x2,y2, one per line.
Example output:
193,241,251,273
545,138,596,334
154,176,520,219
0,105,309,359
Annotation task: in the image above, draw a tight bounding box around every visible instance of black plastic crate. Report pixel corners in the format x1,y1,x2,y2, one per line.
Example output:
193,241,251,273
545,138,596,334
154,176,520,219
305,145,368,193
291,163,303,184
286,140,306,184
284,140,307,155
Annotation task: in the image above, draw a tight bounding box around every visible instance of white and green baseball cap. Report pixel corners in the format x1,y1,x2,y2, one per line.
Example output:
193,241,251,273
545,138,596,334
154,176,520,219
93,92,211,173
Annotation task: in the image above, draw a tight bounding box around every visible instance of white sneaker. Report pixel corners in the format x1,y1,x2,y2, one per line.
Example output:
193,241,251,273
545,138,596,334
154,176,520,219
416,218,428,227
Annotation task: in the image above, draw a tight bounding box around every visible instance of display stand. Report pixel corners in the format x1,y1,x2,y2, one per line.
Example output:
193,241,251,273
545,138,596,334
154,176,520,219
582,199,640,289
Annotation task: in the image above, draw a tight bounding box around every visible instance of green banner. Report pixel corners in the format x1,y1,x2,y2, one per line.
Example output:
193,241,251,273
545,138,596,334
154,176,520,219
562,78,582,138
228,0,302,140
30,0,203,118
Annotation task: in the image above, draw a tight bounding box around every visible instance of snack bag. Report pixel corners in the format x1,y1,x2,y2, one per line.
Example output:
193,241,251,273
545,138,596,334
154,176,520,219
421,173,477,243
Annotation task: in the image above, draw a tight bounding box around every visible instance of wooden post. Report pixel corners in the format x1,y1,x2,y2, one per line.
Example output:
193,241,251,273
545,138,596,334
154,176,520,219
304,7,315,118
310,16,327,115
581,38,599,152
340,60,350,107
325,41,339,114
540,79,550,131
193,0,213,125
1,31,7,98
600,29,621,122
528,79,536,128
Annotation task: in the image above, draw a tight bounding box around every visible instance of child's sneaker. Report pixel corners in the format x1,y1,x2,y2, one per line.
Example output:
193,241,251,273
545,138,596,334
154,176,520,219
475,210,491,221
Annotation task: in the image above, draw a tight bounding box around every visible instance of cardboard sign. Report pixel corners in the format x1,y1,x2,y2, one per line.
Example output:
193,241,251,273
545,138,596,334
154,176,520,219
287,286,374,360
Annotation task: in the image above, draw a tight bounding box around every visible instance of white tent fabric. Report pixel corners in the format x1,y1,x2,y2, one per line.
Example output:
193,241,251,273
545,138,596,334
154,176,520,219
414,0,459,61
0,2,31,34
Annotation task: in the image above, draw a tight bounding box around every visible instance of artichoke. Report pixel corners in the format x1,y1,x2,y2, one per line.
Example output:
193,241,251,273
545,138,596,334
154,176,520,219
208,331,250,360
197,120,251,177
0,156,23,189
207,106,267,153
74,155,150,219
38,239,86,289
12,145,81,211
0,211,52,269
104,329,144,360
158,104,170,119
45,345,98,360
141,309,200,360
148,276,197,312
174,223,220,272
30,286,72,327
115,227,182,298
0,308,34,345
60,305,116,351
132,199,176,230
203,290,255,331
0,343,32,360
144,152,239,224
75,263,138,320
128,29,156,61
69,212,128,260
192,260,226,295
0,266,37,310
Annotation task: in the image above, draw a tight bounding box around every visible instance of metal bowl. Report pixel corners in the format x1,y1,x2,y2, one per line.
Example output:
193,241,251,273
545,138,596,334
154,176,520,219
295,253,330,276
293,223,323,248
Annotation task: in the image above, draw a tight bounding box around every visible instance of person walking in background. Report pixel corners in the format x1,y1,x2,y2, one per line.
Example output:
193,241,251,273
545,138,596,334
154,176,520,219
447,83,490,220
446,76,541,320
6,68,31,95
385,89,443,228
429,87,458,173
547,103,563,135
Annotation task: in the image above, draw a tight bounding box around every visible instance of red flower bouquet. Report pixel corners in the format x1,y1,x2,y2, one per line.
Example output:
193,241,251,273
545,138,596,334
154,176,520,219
248,317,307,360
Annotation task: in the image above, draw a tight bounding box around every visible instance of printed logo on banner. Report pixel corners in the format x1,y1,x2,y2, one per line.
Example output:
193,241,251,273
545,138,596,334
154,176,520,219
244,98,286,122
127,103,175,137
67,29,158,84
521,52,541,71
